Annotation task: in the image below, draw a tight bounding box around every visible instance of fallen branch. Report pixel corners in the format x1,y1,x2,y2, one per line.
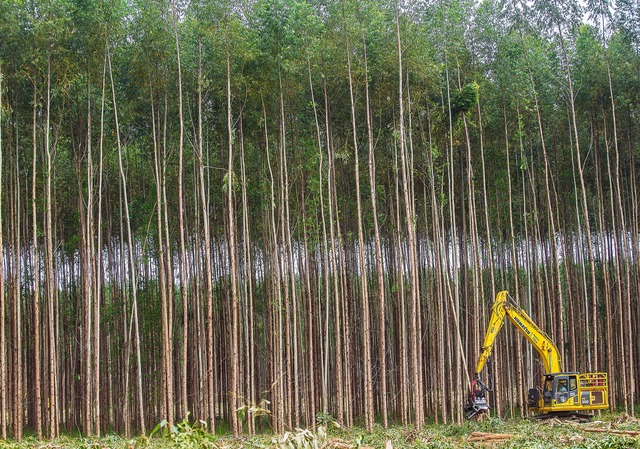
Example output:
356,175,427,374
467,431,513,442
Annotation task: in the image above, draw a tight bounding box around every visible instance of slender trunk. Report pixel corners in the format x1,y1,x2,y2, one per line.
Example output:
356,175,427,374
45,54,59,439
11,137,23,440
395,1,422,427
172,9,189,420
600,113,615,407
150,70,174,428
362,34,387,428
83,79,94,436
345,36,374,432
262,97,284,433
107,48,146,435
31,78,43,440
239,116,255,433
94,54,107,435
195,41,215,432
226,36,240,437
307,58,330,417
506,103,524,417
0,64,5,441
324,74,344,424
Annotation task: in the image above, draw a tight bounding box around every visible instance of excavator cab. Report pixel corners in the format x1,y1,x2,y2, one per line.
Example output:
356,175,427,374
539,374,577,406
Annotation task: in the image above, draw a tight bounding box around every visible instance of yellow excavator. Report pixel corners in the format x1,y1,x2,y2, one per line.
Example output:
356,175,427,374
465,291,609,420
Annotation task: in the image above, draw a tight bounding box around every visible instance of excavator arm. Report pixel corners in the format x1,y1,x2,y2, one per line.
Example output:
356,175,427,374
465,290,562,419
475,291,562,375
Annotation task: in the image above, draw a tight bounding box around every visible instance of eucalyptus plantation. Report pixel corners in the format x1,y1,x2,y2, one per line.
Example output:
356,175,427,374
0,0,639,439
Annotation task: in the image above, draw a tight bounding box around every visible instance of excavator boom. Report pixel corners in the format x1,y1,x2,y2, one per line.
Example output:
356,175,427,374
474,291,562,376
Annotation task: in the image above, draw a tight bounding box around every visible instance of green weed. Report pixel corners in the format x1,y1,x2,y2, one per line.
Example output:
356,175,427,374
146,415,218,449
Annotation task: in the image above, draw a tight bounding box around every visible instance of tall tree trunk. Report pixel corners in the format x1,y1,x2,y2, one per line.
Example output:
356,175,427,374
306,57,330,418
262,97,284,434
345,36,374,432
173,8,190,420
362,33,388,428
0,64,5,441
194,40,215,432
82,79,94,436
520,30,564,360
11,138,23,440
45,54,59,439
94,54,107,435
226,35,240,437
107,48,146,435
31,78,43,440
506,103,524,417
322,74,344,425
395,0,422,427
239,115,256,433
150,71,174,428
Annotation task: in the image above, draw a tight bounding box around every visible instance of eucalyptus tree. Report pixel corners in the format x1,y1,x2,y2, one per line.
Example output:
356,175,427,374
185,0,221,430
502,1,568,372
587,0,635,412
615,0,640,52
131,0,177,428
30,67,44,440
533,0,600,372
363,15,390,429
169,0,192,422
395,0,425,427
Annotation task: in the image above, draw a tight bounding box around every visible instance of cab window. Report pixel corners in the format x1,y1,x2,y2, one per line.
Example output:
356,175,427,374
557,378,568,393
569,376,577,391
544,379,553,392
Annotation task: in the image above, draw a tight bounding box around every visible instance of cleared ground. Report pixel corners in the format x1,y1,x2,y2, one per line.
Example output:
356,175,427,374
4,413,640,448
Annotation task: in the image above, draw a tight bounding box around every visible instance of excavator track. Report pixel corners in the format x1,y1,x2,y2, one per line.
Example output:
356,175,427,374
533,411,593,423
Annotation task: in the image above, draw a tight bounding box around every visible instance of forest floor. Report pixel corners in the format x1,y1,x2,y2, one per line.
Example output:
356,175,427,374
4,412,640,449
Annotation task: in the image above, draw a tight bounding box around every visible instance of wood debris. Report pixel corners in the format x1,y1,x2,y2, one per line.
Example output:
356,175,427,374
542,418,564,426
617,413,640,425
582,427,640,437
467,431,513,442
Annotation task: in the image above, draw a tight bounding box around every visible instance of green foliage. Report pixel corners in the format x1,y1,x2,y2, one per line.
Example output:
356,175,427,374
148,416,218,449
450,82,479,117
316,411,340,428
582,435,640,449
